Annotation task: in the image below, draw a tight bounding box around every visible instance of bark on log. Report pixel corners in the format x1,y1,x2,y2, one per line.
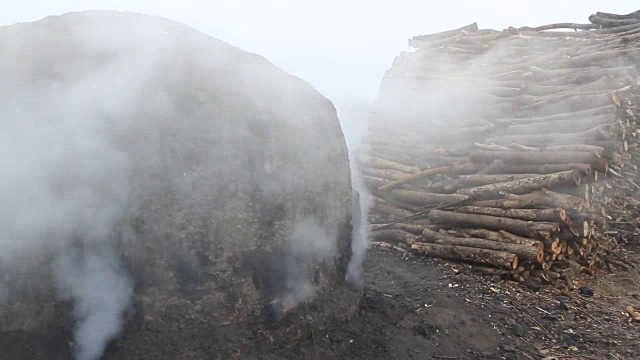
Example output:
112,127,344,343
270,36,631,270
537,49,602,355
429,174,540,193
506,115,613,135
410,242,518,269
469,150,602,166
478,163,592,175
378,163,481,191
428,209,558,240
372,198,414,219
594,10,640,21
361,167,409,181
358,155,420,174
457,170,582,199
388,189,469,206
483,132,594,147
369,229,420,246
470,189,584,209
589,14,640,28
456,206,567,223
421,228,543,264
409,22,479,45
521,23,600,32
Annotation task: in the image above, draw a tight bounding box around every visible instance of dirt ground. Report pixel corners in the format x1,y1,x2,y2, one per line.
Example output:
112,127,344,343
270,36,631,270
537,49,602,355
4,247,640,359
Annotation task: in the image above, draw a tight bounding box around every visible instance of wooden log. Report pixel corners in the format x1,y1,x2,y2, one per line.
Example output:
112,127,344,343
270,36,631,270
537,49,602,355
361,167,408,181
421,228,543,264
378,163,481,191
517,23,599,32
358,155,419,174
369,223,431,235
469,150,602,166
410,242,518,269
506,116,613,135
370,241,409,253
371,198,414,219
409,22,479,45
457,170,582,199
428,173,540,193
388,189,469,207
503,104,616,124
483,132,594,147
428,209,558,240
593,10,640,21
369,229,420,246
589,14,640,28
456,206,567,223
470,189,584,209
478,163,592,175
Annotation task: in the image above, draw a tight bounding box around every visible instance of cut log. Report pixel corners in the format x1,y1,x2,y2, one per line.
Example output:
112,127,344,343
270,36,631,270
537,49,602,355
428,209,558,240
371,198,414,219
518,23,599,32
469,150,602,166
378,163,481,191
457,170,582,199
477,162,592,175
361,167,410,181
505,116,613,135
428,173,540,193
589,14,640,28
421,228,543,264
388,189,469,207
358,154,420,174
369,229,420,246
410,242,518,269
369,223,431,235
409,22,479,45
483,132,599,147
455,206,567,223
593,10,640,21
470,189,584,209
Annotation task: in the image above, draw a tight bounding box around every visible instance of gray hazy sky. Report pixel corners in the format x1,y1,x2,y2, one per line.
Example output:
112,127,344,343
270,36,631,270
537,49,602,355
3,1,638,102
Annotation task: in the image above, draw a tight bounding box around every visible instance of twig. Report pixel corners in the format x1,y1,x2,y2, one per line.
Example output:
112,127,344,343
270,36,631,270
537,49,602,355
432,356,461,360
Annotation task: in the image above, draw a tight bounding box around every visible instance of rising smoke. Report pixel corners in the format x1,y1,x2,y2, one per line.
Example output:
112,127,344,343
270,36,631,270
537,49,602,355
0,14,171,360
335,98,374,287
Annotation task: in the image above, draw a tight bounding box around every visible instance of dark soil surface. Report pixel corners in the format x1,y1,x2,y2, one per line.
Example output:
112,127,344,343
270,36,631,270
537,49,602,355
5,248,640,359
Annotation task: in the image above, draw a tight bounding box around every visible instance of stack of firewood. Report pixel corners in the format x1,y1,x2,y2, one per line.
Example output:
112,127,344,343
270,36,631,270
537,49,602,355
362,10,640,284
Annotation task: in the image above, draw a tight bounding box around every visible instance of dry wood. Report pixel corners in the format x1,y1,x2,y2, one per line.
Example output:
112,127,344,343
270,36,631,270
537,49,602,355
506,116,613,135
589,14,640,28
371,198,414,219
370,241,408,253
455,206,567,223
422,229,544,262
411,242,518,269
480,162,592,175
369,229,420,246
470,189,584,209
457,170,581,199
361,167,409,181
358,155,419,174
428,173,540,193
388,189,469,207
470,150,602,165
409,22,479,44
369,223,430,235
593,10,640,21
378,163,481,191
428,209,558,240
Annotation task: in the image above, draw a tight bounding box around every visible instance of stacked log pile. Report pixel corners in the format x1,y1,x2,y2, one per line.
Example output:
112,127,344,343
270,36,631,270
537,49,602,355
362,10,640,285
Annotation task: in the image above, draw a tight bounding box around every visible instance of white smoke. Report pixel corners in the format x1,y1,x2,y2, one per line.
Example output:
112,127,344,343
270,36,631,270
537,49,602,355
53,246,134,360
0,13,172,360
335,97,374,287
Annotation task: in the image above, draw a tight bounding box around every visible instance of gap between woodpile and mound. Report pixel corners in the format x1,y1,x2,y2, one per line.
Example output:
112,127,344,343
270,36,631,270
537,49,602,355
358,8,640,360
